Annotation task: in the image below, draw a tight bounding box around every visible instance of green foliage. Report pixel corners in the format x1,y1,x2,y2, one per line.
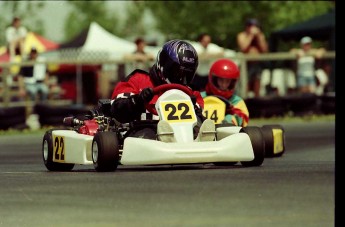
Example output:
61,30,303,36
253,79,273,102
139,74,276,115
120,1,147,38
144,1,334,50
63,1,121,41
0,1,335,51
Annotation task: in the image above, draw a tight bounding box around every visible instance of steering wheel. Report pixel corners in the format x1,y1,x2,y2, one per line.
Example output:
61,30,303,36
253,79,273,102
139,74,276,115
146,84,194,115
152,83,193,96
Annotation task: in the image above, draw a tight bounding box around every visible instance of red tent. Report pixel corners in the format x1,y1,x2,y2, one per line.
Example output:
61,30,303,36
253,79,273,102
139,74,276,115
0,32,59,76
0,32,59,62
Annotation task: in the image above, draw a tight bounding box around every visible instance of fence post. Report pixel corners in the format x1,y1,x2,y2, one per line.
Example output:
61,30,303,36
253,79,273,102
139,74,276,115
76,63,83,105
1,64,10,107
238,53,248,99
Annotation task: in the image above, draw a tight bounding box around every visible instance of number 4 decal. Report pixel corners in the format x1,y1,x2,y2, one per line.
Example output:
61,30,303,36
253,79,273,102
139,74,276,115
204,109,219,123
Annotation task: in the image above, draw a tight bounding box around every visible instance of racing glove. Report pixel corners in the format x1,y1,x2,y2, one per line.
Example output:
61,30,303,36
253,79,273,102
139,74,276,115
190,94,205,123
195,105,206,123
111,88,154,123
139,87,154,104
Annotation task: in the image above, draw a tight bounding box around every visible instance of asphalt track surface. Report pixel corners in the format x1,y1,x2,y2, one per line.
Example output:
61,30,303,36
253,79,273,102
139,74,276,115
0,121,335,227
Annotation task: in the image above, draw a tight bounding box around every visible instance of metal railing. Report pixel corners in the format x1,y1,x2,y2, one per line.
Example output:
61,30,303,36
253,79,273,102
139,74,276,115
0,51,336,107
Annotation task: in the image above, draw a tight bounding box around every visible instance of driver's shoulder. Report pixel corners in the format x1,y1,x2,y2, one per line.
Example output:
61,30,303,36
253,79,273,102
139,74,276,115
230,94,244,104
200,91,207,98
123,69,151,82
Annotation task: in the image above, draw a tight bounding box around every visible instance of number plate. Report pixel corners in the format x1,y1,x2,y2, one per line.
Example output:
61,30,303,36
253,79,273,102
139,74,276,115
272,129,284,154
203,96,226,124
53,136,66,163
160,100,196,123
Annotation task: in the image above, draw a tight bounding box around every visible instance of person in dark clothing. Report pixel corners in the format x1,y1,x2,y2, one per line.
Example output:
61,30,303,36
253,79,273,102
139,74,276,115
18,47,49,102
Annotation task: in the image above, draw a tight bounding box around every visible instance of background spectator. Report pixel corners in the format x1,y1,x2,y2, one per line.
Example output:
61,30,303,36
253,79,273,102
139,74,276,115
191,33,224,91
124,37,154,74
237,18,268,97
18,47,49,102
290,36,326,94
5,16,28,61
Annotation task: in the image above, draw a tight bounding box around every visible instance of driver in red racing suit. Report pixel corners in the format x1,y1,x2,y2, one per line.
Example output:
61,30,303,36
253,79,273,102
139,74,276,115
111,40,206,140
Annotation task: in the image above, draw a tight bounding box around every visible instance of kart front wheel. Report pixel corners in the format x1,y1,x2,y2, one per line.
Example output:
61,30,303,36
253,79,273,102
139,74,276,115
92,132,120,172
42,130,75,171
240,126,265,167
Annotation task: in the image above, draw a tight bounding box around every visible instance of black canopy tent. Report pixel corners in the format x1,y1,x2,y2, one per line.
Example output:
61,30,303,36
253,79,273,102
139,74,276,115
267,9,336,92
269,9,335,52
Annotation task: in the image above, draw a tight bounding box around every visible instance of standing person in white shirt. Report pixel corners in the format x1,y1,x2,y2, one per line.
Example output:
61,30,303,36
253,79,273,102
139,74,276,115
18,48,50,102
123,37,155,75
5,17,28,61
191,33,224,91
290,36,326,94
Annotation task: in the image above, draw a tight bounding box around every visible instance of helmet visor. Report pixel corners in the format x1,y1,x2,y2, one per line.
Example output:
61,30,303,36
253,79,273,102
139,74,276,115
166,64,195,85
212,75,237,91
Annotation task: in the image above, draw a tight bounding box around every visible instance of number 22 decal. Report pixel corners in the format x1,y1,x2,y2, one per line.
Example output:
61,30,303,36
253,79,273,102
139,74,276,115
165,103,192,120
53,136,65,162
161,101,195,122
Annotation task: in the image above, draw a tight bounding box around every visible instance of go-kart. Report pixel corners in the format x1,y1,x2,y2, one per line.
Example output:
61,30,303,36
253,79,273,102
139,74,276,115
42,84,267,172
203,95,286,157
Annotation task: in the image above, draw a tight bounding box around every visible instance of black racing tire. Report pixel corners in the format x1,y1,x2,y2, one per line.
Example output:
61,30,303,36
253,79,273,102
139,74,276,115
0,115,26,130
39,116,65,126
0,106,26,117
0,106,26,130
245,97,285,118
35,104,89,127
42,129,75,171
261,124,285,157
282,94,318,116
240,126,265,167
92,132,120,172
35,104,89,117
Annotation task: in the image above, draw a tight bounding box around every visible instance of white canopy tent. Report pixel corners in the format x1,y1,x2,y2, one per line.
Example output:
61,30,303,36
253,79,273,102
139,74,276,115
42,22,160,62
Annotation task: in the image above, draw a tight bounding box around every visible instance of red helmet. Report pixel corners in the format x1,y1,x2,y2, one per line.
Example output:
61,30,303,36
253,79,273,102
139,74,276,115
206,58,240,99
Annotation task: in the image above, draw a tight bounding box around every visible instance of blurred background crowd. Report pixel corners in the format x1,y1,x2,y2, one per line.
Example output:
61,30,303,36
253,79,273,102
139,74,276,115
0,1,336,130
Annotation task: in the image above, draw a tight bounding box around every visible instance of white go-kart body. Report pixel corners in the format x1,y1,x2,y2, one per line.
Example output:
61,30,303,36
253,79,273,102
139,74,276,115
42,84,265,172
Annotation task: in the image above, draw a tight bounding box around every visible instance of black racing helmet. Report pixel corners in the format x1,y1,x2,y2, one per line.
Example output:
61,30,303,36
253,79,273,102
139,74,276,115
150,40,199,86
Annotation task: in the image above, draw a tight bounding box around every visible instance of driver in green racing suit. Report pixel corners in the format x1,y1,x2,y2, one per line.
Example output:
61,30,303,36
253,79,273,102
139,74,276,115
201,58,249,127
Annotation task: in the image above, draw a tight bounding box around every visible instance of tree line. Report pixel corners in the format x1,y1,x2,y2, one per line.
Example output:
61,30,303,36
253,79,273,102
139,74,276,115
0,1,335,51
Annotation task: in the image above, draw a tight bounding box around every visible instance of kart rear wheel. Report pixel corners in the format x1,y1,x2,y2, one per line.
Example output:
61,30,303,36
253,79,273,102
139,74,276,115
261,125,285,157
240,126,265,167
92,132,120,172
42,130,75,171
